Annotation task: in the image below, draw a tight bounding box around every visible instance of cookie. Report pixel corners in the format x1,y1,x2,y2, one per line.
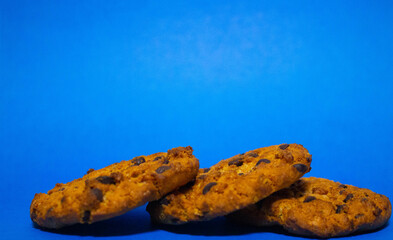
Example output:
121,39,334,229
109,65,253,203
228,177,392,238
30,146,199,229
146,143,312,224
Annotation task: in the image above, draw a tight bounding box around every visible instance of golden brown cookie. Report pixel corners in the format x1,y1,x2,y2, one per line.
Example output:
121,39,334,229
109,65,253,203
30,146,199,229
228,177,392,238
146,143,312,224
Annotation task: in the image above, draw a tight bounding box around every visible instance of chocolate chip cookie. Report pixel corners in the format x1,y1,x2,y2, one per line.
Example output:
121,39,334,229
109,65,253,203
228,177,392,238
147,143,312,224
30,146,199,229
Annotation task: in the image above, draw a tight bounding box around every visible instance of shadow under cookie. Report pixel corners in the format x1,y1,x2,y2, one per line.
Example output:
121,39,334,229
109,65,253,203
32,208,390,238
32,206,156,237
156,217,390,238
153,216,294,237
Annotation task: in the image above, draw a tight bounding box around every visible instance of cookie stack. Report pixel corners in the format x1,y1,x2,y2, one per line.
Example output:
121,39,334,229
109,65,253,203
31,144,391,238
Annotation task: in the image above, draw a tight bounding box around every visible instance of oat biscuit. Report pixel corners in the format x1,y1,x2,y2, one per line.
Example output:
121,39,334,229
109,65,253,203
147,144,312,224
228,177,392,238
30,146,199,229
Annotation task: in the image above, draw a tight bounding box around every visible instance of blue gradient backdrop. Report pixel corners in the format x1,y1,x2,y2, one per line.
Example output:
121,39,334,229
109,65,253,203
1,0,393,239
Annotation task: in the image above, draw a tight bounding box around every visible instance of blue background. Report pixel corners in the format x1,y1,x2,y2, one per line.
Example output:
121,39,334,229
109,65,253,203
1,0,392,239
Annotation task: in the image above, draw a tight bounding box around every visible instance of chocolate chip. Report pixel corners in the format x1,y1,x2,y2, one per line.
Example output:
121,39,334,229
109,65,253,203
96,176,117,184
203,168,210,173
336,204,345,213
339,184,348,189
91,188,103,202
82,210,91,223
306,157,311,163
156,166,171,174
256,159,271,166
303,196,316,203
248,152,259,158
86,168,95,174
198,175,207,180
162,158,169,164
59,188,65,191
228,158,243,167
364,193,369,197
279,144,289,150
154,156,163,161
238,173,244,176
161,198,171,206
339,190,345,195
110,172,123,182
373,207,382,216
293,164,308,173
131,157,145,166
202,182,217,195
343,193,354,203
355,214,364,219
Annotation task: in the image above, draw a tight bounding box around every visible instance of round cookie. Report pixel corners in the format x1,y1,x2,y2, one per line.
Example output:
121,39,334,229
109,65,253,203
146,143,312,224
228,177,392,238
30,146,199,229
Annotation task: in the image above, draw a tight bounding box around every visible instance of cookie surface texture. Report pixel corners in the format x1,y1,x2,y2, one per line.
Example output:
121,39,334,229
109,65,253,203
228,177,392,238
146,143,312,224
30,146,199,229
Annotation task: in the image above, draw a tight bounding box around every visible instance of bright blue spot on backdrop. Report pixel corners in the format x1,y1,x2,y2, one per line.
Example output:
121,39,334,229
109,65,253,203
1,0,392,239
